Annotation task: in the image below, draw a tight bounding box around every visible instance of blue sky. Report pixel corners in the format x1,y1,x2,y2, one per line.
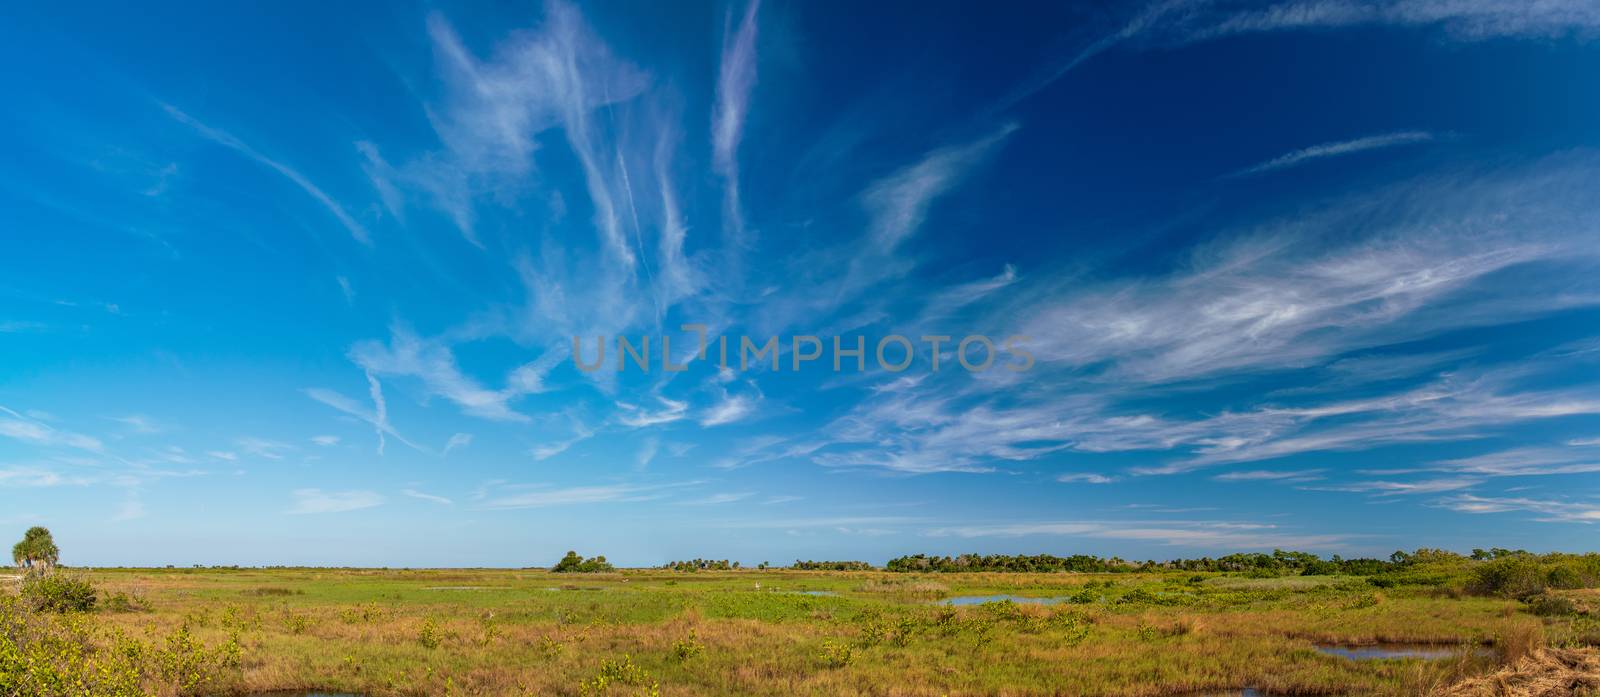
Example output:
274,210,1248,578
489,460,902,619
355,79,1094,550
3,1,1600,567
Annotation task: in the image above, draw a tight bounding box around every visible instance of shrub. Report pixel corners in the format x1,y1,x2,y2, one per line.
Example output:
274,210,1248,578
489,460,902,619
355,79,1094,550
243,586,301,596
579,655,659,696
1525,593,1578,617
817,638,854,667
20,573,97,613
419,618,444,649
282,612,312,634
553,551,616,573
672,630,704,661
1469,556,1546,597
100,591,149,613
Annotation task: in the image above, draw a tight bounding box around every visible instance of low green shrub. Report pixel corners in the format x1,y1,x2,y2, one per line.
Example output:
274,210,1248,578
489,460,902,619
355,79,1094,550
20,574,97,613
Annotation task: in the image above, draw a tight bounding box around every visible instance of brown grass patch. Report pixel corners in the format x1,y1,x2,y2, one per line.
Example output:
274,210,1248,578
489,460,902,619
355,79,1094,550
1437,647,1600,696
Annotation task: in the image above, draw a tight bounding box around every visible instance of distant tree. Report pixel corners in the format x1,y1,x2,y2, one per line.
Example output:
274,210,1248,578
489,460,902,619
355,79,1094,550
12,526,60,572
552,550,615,573
552,551,585,572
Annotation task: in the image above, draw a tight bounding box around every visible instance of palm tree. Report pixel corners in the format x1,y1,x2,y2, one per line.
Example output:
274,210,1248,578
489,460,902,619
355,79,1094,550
12,526,59,572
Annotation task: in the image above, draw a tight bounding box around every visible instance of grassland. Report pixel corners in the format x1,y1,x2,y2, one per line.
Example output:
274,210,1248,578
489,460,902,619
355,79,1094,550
6,565,1598,696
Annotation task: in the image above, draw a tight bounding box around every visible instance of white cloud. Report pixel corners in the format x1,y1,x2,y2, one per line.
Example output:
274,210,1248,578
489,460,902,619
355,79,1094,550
355,141,404,222
862,124,1017,253
477,480,695,509
616,396,689,428
713,0,761,238
311,435,340,447
1305,477,1481,496
700,393,754,427
235,437,292,461
1433,447,1600,477
1436,493,1600,523
349,326,566,427
1057,473,1118,484
112,494,146,521
414,5,648,250
677,491,755,505
304,380,422,454
531,419,595,461
336,276,355,305
1234,131,1434,176
443,433,473,456
0,406,103,452
924,519,1351,550
162,104,371,245
1213,469,1323,482
635,437,659,468
287,488,384,515
0,466,97,487
402,489,454,505
1191,0,1600,42
1014,174,1593,383
107,414,162,434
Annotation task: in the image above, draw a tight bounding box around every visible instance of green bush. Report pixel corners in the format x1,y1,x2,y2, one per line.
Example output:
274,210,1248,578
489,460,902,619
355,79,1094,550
1469,556,1546,597
553,550,616,573
1470,554,1600,597
20,574,97,613
1525,593,1577,617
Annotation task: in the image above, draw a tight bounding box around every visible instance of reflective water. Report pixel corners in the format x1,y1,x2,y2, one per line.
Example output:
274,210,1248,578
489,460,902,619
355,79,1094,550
240,693,361,697
1315,643,1491,660
939,594,1070,606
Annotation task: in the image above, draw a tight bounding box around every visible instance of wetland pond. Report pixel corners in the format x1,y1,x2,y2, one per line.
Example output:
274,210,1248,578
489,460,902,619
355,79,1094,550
940,594,1072,605
1314,642,1494,660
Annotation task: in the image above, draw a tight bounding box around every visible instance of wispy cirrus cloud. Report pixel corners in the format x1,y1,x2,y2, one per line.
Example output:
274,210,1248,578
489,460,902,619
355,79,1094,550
616,396,689,428
1001,0,1600,113
1057,473,1118,484
476,480,697,509
1213,469,1323,482
0,466,99,487
287,488,384,514
162,104,371,245
304,378,423,455
862,124,1017,254
713,0,761,240
1436,493,1600,523
406,5,649,248
442,433,472,457
236,437,293,460
1233,131,1434,176
1014,158,1600,383
530,419,594,461
924,519,1352,550
402,489,453,505
0,407,103,452
700,393,756,427
349,325,533,423
1303,477,1481,496
107,414,163,435
1432,447,1600,477
676,491,756,505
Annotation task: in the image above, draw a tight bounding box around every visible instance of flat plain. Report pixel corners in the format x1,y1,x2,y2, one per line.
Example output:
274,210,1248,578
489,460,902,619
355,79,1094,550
7,562,1598,696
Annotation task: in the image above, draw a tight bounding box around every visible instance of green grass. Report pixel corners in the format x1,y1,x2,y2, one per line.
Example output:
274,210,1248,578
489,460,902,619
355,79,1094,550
3,567,1586,696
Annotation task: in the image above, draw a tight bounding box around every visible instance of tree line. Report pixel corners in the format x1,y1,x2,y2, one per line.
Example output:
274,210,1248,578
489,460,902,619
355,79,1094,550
883,548,1551,575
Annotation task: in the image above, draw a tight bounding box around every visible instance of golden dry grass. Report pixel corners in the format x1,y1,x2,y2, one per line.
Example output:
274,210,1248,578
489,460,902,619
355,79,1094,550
7,567,1596,696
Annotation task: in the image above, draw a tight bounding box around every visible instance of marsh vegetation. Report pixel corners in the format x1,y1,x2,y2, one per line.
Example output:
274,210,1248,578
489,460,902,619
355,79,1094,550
3,546,1599,695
